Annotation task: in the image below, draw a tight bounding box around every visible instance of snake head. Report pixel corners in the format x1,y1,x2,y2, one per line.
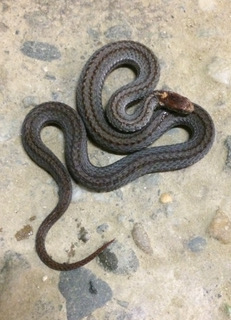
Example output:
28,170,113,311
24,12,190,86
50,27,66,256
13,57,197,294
156,91,194,114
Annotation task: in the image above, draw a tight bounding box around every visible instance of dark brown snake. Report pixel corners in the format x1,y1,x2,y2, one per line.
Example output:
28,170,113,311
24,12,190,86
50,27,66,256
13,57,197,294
21,40,215,271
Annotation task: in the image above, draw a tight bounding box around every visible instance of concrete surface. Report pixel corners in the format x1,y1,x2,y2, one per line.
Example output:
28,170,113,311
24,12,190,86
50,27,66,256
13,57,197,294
1,1,231,319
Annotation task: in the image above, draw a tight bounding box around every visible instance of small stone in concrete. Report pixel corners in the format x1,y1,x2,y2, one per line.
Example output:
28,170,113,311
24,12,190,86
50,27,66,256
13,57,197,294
78,227,90,243
225,136,231,169
58,268,112,320
97,223,109,234
116,299,129,308
44,73,56,80
98,242,139,274
22,96,40,108
132,223,153,255
208,209,231,244
21,41,61,61
159,193,173,204
187,236,207,252
87,28,100,40
97,248,118,272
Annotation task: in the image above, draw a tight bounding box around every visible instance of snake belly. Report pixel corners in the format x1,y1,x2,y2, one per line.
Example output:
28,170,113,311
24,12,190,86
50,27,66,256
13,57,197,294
21,40,215,271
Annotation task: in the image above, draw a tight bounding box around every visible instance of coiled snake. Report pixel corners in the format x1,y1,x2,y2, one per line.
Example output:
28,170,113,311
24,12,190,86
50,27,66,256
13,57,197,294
21,41,215,270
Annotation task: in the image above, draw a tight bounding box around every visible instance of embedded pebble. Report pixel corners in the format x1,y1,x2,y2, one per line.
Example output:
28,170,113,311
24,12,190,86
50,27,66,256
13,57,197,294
116,300,129,308
131,223,153,255
225,136,231,169
98,248,118,272
42,275,48,282
159,193,173,204
78,227,90,243
59,268,112,320
208,209,231,244
15,224,33,241
44,73,56,80
21,41,61,61
96,223,109,234
207,57,231,86
98,241,139,274
187,236,207,252
22,96,40,108
87,27,100,40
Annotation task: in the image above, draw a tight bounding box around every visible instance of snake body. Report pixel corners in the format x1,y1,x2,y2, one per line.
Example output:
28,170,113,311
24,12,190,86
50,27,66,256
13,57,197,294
21,41,215,271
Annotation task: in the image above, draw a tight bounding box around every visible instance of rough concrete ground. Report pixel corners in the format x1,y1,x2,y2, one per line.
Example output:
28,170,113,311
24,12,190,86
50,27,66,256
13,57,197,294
1,1,231,319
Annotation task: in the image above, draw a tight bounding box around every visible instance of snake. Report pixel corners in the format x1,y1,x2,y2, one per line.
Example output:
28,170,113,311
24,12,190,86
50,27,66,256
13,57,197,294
21,40,215,271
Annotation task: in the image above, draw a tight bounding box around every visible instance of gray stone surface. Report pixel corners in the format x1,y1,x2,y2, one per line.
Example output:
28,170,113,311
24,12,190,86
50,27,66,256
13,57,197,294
98,241,139,274
59,268,112,320
21,41,61,61
187,236,207,252
1,0,231,319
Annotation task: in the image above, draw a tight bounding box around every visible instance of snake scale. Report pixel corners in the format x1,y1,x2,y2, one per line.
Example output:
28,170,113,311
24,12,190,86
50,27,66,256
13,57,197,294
21,40,215,271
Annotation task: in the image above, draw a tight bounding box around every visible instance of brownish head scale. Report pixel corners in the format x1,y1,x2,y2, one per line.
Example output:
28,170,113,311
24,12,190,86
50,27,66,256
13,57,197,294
156,91,194,114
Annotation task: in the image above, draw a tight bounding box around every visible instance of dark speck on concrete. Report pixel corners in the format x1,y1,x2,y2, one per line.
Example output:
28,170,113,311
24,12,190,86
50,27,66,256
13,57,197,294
58,268,112,320
187,236,207,252
225,136,231,169
44,73,56,80
89,280,98,295
21,41,61,61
